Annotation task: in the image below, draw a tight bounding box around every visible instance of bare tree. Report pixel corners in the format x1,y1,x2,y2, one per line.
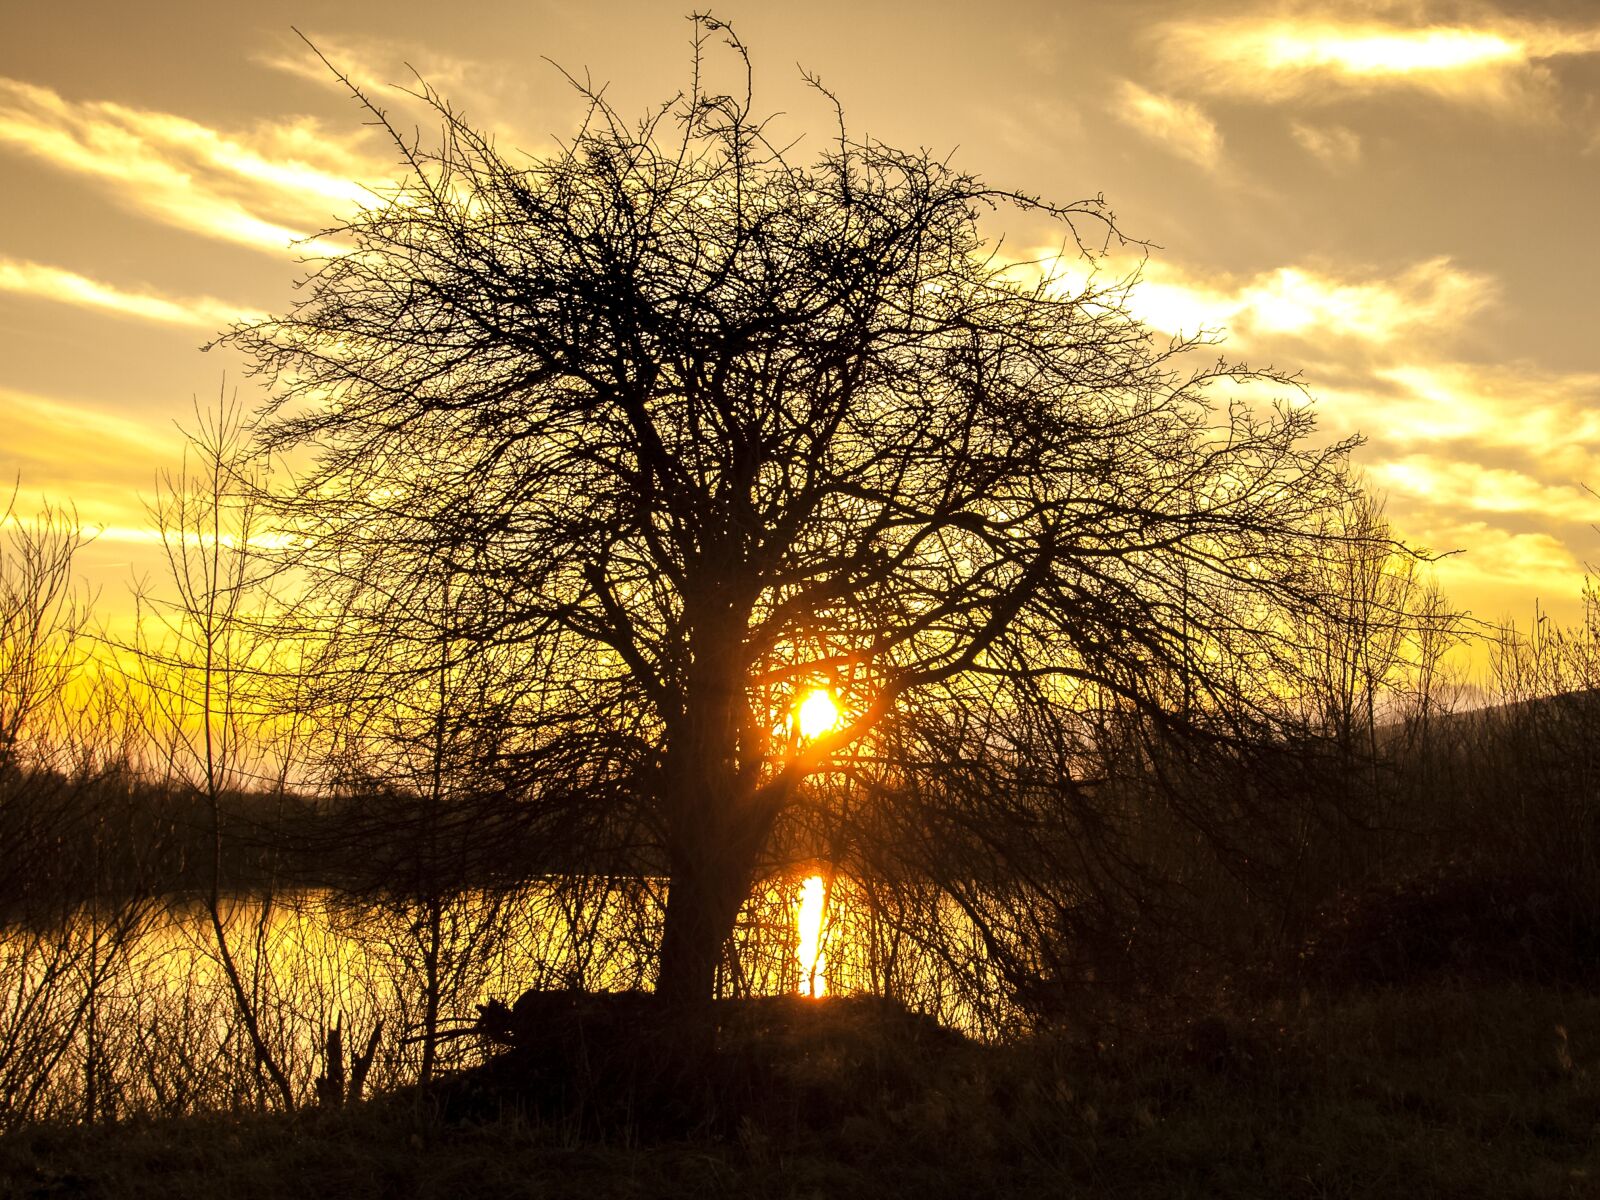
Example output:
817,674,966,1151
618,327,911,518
300,551,520,1085
132,396,297,1108
0,494,166,1126
1283,491,1446,883
0,489,89,777
229,18,1395,1007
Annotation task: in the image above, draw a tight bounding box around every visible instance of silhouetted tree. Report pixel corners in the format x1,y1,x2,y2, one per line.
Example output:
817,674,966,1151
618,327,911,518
230,18,1392,1006
0,489,88,778
134,396,298,1109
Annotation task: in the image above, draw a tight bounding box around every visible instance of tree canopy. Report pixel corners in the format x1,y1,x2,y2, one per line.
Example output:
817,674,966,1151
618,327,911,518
230,19,1387,1007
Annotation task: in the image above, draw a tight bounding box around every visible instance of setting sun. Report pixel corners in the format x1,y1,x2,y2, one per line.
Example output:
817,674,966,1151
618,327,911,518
796,688,840,740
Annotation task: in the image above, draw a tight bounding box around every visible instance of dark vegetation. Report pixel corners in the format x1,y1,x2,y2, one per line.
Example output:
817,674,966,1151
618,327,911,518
4,15,1600,1195
7,988,1600,1198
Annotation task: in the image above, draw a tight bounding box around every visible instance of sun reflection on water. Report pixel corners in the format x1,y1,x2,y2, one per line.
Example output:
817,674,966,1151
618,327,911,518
797,874,828,996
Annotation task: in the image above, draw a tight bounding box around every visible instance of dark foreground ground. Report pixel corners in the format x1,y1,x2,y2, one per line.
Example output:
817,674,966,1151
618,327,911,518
6,985,1600,1199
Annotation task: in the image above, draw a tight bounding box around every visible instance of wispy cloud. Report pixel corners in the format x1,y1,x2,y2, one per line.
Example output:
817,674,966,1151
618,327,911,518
1112,81,1223,169
1113,256,1495,347
1022,249,1597,618
255,31,546,147
0,387,178,537
1236,259,1490,344
1303,359,1600,614
0,390,291,553
1156,16,1600,110
1371,455,1599,524
0,256,265,329
1,387,176,461
1412,522,1587,617
1322,363,1600,459
1290,120,1361,167
255,32,485,98
0,79,387,256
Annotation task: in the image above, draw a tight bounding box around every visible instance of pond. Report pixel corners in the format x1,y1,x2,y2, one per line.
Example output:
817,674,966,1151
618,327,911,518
0,873,1006,1124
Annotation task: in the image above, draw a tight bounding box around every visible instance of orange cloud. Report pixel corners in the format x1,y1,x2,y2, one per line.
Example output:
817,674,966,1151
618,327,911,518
1112,81,1223,169
0,387,177,537
253,32,548,150
1324,363,1600,456
998,247,1597,628
0,256,265,329
1092,256,1496,347
1416,522,1588,614
1290,121,1361,166
0,78,384,255
1370,456,1598,524
1157,16,1600,110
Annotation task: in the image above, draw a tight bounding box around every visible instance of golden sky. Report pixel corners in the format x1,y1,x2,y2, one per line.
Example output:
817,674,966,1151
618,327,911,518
2,0,1597,635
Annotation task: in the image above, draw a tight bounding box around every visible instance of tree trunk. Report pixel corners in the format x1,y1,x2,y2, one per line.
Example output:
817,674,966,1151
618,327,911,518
655,770,777,1006
654,618,773,1007
655,842,756,1006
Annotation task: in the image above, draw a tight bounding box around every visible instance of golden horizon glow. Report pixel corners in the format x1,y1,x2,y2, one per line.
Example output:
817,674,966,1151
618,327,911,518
796,874,827,997
796,688,840,741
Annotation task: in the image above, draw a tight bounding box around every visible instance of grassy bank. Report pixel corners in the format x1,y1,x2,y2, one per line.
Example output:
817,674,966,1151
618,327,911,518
6,985,1599,1199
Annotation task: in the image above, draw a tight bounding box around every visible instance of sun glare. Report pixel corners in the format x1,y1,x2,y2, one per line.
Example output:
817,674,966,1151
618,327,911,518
796,688,840,740
797,874,828,997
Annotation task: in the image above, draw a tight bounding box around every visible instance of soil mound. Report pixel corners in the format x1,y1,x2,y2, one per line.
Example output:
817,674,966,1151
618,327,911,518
431,990,970,1138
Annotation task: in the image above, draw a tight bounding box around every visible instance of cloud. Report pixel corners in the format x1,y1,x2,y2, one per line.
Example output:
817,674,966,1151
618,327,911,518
1104,255,1495,347
1290,120,1362,166
1305,359,1600,622
1320,362,1600,458
1156,16,1600,110
1370,455,1599,524
0,79,387,256
1238,259,1491,344
1024,250,1598,622
1112,81,1223,169
256,32,485,98
254,32,545,148
1415,522,1587,616
0,256,265,330
0,387,179,537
